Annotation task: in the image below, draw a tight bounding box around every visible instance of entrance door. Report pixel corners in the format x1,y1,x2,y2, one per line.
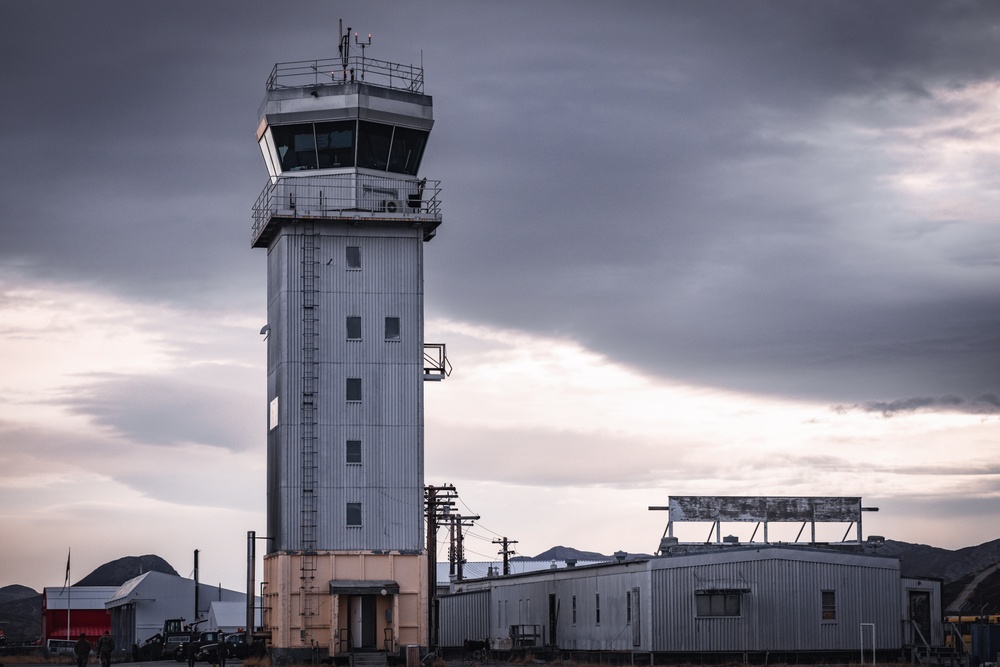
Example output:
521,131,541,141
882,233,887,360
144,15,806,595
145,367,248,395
548,594,557,646
909,591,932,645
632,588,641,647
349,596,378,650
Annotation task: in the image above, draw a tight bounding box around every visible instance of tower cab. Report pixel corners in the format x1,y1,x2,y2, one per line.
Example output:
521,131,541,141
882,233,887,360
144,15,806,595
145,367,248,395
251,54,441,248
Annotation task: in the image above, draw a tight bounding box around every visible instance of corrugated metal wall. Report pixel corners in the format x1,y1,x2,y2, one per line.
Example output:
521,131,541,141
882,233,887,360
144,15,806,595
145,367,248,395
439,590,491,648
266,225,426,552
470,563,651,652
649,550,901,652
439,550,910,656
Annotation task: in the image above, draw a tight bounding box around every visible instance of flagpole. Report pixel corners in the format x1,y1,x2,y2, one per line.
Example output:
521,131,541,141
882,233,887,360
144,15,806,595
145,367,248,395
66,549,71,641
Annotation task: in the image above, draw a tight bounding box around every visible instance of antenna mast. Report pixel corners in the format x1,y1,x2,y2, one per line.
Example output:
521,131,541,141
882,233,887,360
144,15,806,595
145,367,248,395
354,29,372,81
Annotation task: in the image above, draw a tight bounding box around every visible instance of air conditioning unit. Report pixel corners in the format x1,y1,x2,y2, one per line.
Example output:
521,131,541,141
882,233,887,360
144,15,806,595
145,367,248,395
381,199,405,213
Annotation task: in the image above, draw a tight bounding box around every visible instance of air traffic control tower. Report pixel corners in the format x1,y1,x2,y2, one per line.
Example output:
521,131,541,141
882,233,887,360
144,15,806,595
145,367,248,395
252,35,446,661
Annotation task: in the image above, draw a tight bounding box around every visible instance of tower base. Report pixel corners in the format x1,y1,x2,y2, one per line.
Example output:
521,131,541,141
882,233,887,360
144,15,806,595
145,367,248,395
263,551,427,658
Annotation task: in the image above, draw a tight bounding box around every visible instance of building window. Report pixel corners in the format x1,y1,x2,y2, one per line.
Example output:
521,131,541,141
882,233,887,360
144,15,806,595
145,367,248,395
346,440,362,464
572,596,576,625
627,591,632,624
696,592,742,617
346,316,362,340
346,246,361,269
346,378,362,402
822,590,836,621
385,316,400,341
596,593,600,625
346,502,362,527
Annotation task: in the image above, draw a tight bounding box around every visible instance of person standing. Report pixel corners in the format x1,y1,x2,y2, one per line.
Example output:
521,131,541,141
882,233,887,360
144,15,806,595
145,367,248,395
216,633,226,667
97,631,114,667
74,633,91,667
186,638,197,667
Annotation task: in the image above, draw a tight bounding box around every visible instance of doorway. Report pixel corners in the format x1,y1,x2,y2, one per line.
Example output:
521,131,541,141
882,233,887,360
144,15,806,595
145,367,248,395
349,596,378,649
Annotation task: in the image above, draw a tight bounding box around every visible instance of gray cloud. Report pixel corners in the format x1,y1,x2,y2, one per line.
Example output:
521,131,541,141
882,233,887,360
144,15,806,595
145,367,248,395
57,369,261,452
833,393,1000,417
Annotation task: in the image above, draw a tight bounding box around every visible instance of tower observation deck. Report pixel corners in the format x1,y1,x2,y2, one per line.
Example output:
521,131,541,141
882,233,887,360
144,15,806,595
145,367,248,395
252,55,443,248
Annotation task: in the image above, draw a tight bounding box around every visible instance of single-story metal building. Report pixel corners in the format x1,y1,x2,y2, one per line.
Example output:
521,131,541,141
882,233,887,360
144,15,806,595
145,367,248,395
439,545,943,660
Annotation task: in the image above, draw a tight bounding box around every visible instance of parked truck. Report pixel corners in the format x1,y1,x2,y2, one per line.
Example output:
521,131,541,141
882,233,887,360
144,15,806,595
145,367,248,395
133,619,205,661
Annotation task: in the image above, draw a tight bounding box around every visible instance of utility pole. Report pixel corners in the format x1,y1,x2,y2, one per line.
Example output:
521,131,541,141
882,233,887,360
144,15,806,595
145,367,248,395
425,484,458,650
493,537,518,576
449,513,479,582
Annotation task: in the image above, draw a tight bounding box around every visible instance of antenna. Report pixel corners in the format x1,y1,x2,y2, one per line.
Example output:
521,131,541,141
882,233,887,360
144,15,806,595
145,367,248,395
334,20,352,82
355,30,372,81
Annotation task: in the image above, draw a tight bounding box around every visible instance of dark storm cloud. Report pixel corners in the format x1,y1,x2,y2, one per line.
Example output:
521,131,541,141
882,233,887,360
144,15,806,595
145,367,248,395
2,1,999,405
425,1,1000,403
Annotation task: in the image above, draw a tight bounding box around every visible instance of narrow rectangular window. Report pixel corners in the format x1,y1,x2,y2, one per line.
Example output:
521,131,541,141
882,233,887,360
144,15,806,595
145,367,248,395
822,590,836,621
346,440,362,464
596,593,600,625
346,502,362,527
346,316,362,340
346,246,361,269
385,316,401,341
571,596,576,625
346,378,362,402
626,591,632,624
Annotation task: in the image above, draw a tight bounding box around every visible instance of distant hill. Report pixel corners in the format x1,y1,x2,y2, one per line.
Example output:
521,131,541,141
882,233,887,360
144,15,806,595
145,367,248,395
0,585,42,643
874,538,1000,583
524,545,614,561
0,584,38,605
75,554,179,587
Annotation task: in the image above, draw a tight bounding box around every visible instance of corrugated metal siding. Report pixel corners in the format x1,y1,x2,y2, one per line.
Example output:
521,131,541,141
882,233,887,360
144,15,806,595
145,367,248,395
483,564,651,651
439,590,491,647
649,550,901,652
441,551,906,656
265,226,426,553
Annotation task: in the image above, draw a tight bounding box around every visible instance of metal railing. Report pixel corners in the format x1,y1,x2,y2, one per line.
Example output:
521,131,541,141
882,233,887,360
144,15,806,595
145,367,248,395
423,343,451,381
266,56,424,93
252,174,442,245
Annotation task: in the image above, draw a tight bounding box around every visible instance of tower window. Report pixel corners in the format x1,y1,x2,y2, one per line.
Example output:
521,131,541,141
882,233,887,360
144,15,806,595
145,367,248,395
387,126,429,176
346,440,362,464
346,316,362,340
346,378,362,402
346,502,362,527
385,317,400,341
315,120,356,169
346,246,361,269
596,593,600,625
357,121,394,171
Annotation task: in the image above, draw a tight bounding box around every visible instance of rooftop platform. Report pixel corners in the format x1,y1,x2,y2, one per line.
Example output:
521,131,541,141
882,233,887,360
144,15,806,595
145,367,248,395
251,172,442,248
265,55,425,94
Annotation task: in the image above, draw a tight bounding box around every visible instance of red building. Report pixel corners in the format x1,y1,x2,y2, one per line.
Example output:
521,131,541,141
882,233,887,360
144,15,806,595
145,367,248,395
42,587,117,641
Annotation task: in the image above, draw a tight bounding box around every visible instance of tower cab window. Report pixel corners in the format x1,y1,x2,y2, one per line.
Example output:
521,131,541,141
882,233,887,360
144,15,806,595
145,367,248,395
267,121,427,176
357,121,393,171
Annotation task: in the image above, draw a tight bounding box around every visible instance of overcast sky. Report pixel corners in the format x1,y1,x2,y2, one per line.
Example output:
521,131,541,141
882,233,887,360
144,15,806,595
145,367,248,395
1,1,999,595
